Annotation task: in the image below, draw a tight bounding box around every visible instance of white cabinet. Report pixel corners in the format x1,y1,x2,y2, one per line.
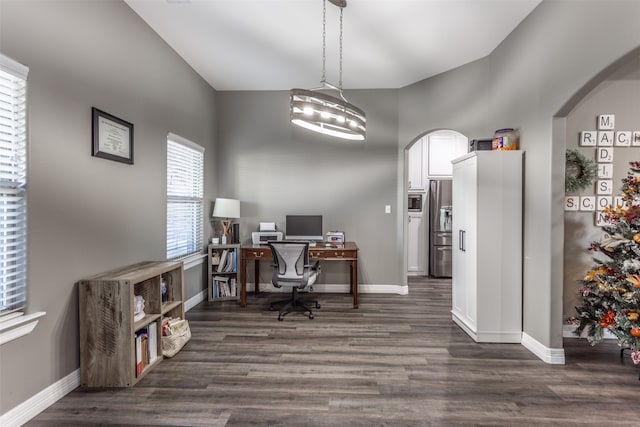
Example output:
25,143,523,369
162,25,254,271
451,151,523,343
427,132,468,177
407,213,426,275
408,140,426,191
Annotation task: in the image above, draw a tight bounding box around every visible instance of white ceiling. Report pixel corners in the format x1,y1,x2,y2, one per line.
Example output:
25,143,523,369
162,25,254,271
125,0,541,91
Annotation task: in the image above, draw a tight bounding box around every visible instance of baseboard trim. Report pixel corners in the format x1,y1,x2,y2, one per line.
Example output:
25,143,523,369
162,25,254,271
0,369,80,427
562,324,616,339
185,289,206,311
521,332,566,365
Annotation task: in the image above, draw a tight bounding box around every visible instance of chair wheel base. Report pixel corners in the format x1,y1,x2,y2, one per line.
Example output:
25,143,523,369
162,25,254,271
308,313,314,319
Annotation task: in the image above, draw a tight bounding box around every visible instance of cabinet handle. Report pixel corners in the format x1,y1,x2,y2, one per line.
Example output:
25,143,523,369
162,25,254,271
253,251,264,258
461,230,466,252
458,230,465,252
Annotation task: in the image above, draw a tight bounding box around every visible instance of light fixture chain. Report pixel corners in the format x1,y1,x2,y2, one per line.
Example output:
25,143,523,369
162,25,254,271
339,5,343,89
321,0,327,83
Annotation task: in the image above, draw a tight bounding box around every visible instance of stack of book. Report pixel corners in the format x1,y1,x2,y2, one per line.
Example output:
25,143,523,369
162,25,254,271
135,321,158,377
213,276,237,298
216,249,237,273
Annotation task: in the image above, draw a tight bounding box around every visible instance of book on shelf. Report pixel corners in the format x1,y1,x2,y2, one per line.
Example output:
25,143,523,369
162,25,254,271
135,329,149,377
216,249,229,272
135,334,142,377
148,321,158,362
213,275,230,297
224,249,236,272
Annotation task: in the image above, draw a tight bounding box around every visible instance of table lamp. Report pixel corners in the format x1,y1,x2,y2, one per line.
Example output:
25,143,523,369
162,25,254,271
212,198,240,244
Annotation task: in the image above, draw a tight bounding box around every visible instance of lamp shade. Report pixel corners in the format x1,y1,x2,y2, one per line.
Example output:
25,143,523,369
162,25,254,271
212,198,240,219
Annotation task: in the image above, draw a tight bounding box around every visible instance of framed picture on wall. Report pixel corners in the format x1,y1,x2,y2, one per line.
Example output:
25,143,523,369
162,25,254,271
91,107,134,165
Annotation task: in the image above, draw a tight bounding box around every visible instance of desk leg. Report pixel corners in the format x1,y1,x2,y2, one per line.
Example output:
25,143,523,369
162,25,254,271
240,257,247,307
351,260,358,309
254,259,260,294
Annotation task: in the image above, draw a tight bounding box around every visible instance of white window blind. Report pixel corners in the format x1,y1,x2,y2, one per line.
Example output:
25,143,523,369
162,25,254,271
166,133,204,260
0,54,28,316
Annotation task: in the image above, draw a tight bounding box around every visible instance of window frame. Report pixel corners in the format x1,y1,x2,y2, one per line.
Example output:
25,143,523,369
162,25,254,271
0,53,29,317
0,53,45,346
166,132,205,261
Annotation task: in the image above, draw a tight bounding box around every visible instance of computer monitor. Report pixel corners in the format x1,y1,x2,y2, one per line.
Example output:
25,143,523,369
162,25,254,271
285,215,323,241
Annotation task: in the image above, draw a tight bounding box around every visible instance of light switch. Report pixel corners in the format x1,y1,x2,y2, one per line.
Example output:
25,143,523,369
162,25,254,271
385,205,391,214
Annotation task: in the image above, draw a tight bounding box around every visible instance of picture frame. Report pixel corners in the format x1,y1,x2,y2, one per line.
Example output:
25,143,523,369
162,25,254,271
91,107,134,164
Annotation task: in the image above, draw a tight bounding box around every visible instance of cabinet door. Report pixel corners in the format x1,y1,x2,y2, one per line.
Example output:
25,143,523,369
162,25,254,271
451,161,466,318
451,155,477,329
408,140,425,191
407,214,425,274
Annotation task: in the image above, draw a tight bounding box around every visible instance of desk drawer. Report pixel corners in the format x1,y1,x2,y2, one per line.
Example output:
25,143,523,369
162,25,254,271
310,249,357,260
245,248,270,259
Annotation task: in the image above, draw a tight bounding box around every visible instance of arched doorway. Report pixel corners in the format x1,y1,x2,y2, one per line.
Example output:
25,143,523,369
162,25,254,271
405,129,468,280
556,48,640,346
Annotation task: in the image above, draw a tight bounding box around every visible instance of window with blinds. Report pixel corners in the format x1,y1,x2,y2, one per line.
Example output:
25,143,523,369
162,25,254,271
166,133,204,260
0,54,28,316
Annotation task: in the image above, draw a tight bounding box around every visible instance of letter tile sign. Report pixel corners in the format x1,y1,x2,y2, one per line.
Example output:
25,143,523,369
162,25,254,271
567,114,640,226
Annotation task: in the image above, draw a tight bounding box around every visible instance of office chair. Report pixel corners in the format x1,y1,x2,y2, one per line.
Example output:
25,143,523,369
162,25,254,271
268,241,321,320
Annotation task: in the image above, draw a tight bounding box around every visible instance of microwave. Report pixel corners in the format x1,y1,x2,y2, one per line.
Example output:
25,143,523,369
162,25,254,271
408,193,423,212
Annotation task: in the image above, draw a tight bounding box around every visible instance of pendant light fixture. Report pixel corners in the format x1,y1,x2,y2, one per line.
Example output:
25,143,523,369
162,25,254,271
290,0,366,141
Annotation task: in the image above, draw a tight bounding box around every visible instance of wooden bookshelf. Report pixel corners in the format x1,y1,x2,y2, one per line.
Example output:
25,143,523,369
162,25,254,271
78,261,184,387
208,244,241,301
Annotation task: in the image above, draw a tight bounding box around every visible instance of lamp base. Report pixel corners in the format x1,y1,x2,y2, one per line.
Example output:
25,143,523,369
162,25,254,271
221,220,232,245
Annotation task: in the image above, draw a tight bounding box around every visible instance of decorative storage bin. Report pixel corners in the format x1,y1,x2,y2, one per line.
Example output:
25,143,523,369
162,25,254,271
492,128,519,151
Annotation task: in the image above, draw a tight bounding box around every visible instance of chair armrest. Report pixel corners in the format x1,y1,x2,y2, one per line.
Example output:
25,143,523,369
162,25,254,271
304,260,320,270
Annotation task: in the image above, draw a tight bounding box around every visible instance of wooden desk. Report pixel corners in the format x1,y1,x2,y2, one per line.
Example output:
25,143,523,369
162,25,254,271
240,241,359,309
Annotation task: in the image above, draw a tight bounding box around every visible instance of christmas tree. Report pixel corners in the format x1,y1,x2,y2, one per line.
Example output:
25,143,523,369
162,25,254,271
573,161,640,366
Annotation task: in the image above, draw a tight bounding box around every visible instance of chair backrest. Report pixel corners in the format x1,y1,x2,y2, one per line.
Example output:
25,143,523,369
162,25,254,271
268,241,310,285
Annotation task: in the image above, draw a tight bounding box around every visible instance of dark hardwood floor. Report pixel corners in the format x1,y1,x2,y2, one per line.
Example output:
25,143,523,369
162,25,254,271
27,277,639,426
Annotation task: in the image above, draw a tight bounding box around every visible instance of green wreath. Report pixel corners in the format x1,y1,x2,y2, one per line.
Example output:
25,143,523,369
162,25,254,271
565,149,597,193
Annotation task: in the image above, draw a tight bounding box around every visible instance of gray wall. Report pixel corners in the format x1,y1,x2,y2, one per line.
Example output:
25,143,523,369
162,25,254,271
216,89,400,285
399,0,640,350
0,0,217,414
563,56,640,320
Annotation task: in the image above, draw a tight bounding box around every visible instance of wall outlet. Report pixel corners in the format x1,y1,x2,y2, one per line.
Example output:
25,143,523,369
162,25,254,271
385,205,391,214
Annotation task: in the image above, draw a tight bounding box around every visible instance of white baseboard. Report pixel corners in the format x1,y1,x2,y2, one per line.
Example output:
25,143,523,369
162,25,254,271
451,312,521,343
0,369,80,427
185,289,207,311
521,332,566,365
563,324,616,339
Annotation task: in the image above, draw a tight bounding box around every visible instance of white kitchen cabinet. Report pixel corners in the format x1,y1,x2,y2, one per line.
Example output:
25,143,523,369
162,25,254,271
408,139,426,191
451,151,523,343
407,213,426,275
427,132,468,177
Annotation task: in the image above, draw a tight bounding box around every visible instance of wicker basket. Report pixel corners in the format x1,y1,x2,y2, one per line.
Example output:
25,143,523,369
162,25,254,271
162,320,191,358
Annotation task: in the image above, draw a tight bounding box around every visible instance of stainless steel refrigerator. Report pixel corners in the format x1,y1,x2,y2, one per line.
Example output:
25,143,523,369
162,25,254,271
429,179,453,277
